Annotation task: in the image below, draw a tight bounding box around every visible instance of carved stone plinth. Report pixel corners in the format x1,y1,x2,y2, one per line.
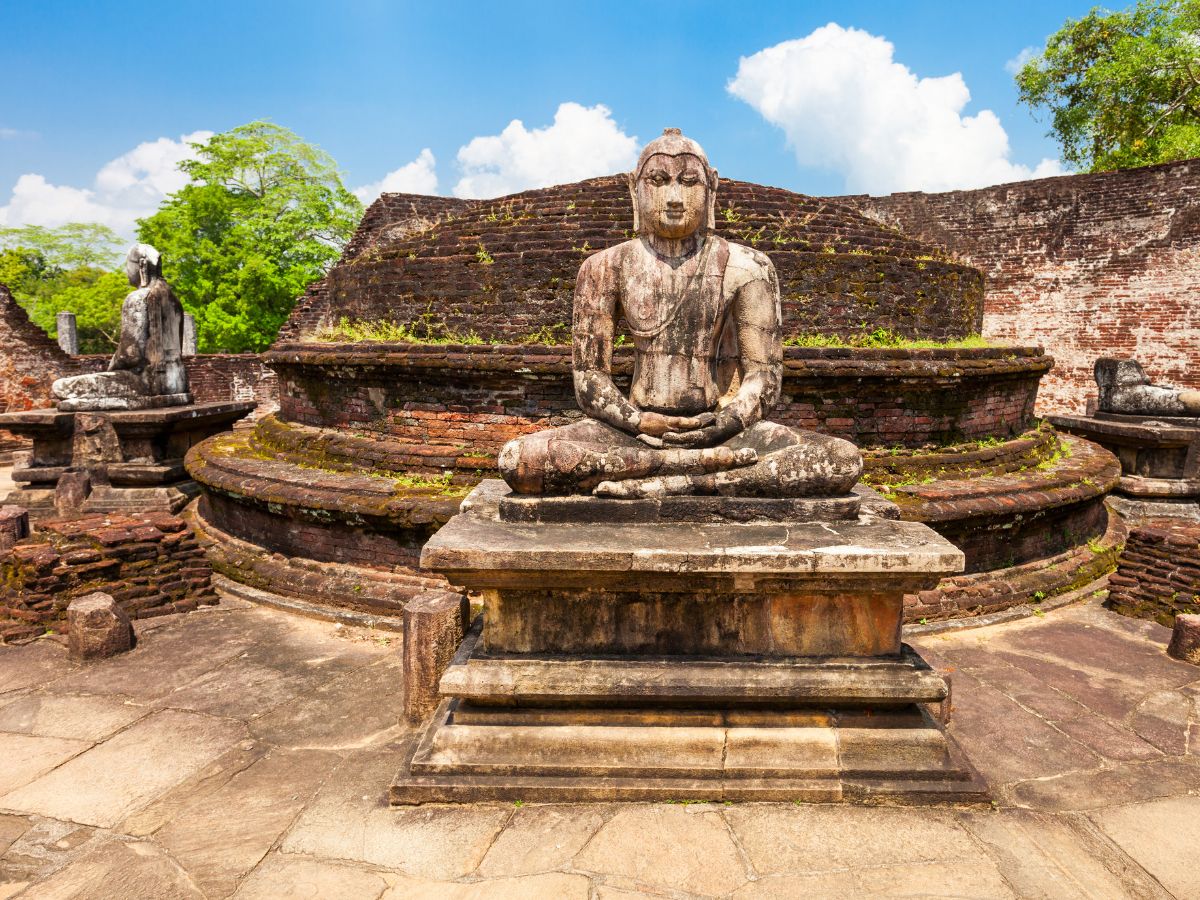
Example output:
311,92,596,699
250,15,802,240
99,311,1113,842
391,481,986,804
0,401,254,517
1050,412,1200,519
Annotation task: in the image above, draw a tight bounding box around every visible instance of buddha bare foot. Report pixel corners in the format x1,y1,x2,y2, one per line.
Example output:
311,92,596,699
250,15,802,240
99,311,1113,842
595,473,713,499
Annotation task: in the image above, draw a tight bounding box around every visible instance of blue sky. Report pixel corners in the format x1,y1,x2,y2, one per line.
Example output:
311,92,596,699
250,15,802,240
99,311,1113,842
0,0,1097,237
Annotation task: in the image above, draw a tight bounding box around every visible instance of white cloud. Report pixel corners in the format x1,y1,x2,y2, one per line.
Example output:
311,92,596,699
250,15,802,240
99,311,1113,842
728,24,1064,195
453,102,638,199
0,128,37,140
1005,46,1036,75
353,148,438,203
0,131,211,238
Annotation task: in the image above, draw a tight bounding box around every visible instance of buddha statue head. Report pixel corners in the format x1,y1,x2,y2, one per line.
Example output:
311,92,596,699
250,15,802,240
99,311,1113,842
125,243,162,289
628,128,719,241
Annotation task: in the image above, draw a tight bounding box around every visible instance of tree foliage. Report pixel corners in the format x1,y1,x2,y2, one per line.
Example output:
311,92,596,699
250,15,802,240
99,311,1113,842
0,224,127,353
1017,0,1200,171
137,121,363,352
0,223,125,270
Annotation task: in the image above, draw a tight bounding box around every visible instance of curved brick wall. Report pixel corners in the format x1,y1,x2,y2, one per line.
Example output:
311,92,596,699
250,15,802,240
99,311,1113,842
267,343,1050,452
840,158,1200,413
278,176,984,344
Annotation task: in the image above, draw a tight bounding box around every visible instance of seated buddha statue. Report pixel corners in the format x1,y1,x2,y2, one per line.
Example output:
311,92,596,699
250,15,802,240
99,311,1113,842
498,128,863,499
1094,358,1200,417
52,243,191,411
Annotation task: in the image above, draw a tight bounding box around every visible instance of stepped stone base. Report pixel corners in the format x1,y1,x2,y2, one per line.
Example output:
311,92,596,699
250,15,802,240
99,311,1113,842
1050,412,1200,513
0,401,254,517
391,480,985,805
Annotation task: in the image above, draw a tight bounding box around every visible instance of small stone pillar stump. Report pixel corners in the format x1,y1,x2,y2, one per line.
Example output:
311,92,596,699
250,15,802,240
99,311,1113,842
1168,614,1200,665
0,505,29,554
182,314,197,356
402,589,471,725
68,592,134,660
56,312,79,355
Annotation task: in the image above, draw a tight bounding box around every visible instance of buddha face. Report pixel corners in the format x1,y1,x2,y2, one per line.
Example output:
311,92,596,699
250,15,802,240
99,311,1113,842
635,153,711,240
125,256,143,288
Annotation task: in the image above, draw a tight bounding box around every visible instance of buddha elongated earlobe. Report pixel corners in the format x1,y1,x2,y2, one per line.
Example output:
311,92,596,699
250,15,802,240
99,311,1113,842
627,172,640,234
706,169,719,232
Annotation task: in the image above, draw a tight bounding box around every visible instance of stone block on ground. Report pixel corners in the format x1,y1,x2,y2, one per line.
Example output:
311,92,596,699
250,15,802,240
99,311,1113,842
1167,613,1200,665
67,592,134,661
402,589,469,725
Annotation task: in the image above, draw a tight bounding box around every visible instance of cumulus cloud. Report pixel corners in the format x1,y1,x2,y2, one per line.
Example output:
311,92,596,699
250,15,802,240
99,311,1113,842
728,24,1064,195
0,131,212,238
453,102,638,199
353,148,438,203
1005,46,1037,75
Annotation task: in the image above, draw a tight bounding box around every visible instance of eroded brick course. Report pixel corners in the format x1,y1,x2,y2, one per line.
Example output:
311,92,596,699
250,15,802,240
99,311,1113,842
0,512,217,640
1107,518,1200,625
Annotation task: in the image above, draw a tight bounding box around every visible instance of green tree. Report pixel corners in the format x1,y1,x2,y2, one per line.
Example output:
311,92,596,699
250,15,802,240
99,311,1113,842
1017,0,1200,171
0,225,128,353
0,223,124,269
137,121,363,352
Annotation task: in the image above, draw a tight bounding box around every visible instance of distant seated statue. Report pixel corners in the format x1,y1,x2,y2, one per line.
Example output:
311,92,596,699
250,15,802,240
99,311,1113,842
1095,358,1200,417
498,128,862,499
52,243,191,412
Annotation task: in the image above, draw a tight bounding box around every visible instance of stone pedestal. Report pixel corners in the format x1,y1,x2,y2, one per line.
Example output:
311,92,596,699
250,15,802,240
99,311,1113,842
1050,412,1200,520
391,481,986,804
0,401,255,517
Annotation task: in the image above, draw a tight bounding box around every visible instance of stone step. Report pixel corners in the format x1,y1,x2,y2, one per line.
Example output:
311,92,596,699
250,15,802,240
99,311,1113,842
439,647,947,708
391,699,988,804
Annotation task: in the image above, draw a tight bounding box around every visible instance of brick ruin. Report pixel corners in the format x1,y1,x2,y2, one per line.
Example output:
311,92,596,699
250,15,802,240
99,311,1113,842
187,174,1122,631
1107,518,1200,626
0,511,218,642
839,158,1200,413
0,289,273,637
280,176,984,343
6,159,1200,637
0,284,75,457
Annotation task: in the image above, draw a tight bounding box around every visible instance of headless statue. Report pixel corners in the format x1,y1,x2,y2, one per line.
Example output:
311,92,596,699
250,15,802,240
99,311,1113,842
1095,358,1200,417
52,243,191,412
498,128,863,499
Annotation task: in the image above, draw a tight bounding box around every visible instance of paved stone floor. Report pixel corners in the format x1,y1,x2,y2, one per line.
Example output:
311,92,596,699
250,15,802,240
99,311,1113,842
0,594,1197,899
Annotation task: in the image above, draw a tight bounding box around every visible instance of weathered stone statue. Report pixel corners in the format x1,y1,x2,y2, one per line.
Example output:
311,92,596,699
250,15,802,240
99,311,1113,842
498,129,862,499
52,244,191,411
1095,358,1200,417
394,128,981,805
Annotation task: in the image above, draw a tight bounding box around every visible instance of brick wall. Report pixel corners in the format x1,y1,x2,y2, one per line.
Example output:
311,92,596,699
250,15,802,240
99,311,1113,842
837,159,1200,414
268,343,1049,453
0,512,217,641
184,354,277,409
276,176,985,344
67,353,277,410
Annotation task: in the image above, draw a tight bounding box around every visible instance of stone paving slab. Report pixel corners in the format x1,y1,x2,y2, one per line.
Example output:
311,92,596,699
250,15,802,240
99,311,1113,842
0,694,146,742
0,709,249,828
1091,796,1200,898
0,595,1197,897
280,749,513,879
0,734,91,797
152,748,341,897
